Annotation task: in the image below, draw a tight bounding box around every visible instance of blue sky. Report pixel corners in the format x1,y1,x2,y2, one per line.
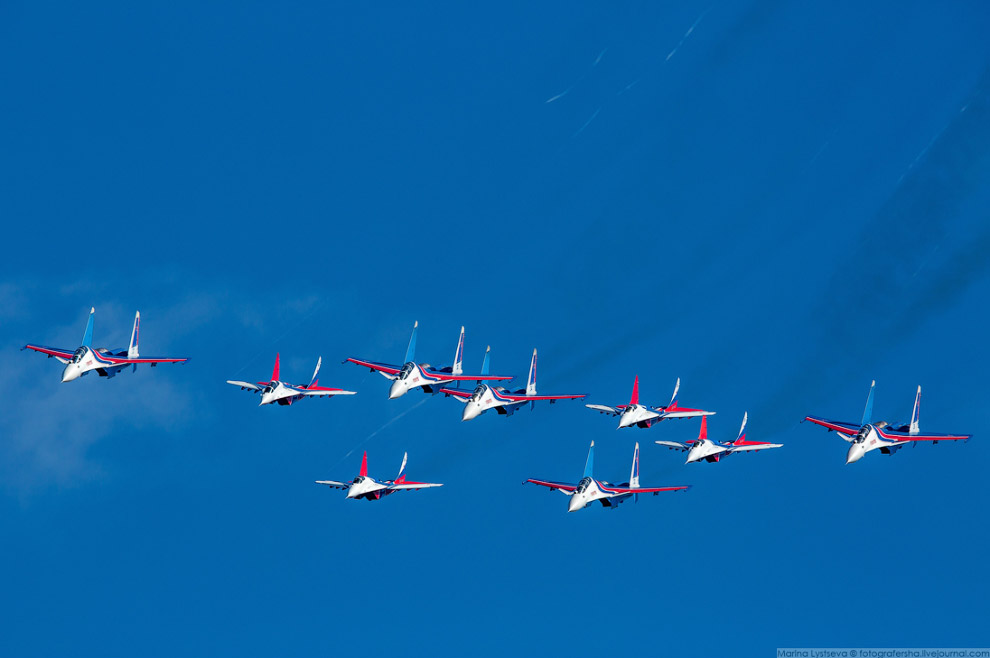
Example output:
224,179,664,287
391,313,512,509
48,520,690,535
2,1,989,655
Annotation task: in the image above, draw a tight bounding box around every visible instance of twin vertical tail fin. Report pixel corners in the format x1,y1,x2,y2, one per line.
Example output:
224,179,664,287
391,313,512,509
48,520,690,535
629,375,640,405
526,349,537,396
583,441,595,479
697,415,709,442
308,357,322,388
271,353,281,383
359,451,369,477
395,452,408,483
668,377,681,409
733,412,749,445
909,386,921,434
127,311,140,358
629,442,640,489
861,380,876,426
478,346,491,385
81,307,95,347
452,326,465,375
404,321,418,364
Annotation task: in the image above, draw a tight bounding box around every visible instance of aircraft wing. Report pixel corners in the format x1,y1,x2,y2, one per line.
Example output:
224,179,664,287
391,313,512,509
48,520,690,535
346,358,402,376
585,404,622,416
875,427,972,442
423,368,512,382
494,393,586,402
440,387,472,402
23,344,75,363
600,484,691,495
654,440,692,451
388,481,443,491
804,416,861,440
525,479,577,494
97,355,188,365
299,387,357,397
227,380,263,391
728,442,784,453
658,407,715,419
315,480,350,490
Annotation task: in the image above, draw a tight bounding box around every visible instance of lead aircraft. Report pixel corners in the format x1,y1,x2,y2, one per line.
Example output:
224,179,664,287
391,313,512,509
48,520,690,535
656,413,782,463
226,353,356,406
441,348,586,421
585,376,715,429
23,307,188,382
804,381,973,464
346,322,511,399
525,441,690,512
315,452,442,501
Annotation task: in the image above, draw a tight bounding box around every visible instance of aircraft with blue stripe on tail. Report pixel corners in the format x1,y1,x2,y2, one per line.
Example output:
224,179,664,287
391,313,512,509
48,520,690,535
656,413,782,463
585,376,715,429
315,452,442,501
804,380,973,464
23,307,188,382
440,348,586,421
525,441,690,512
226,353,356,406
346,322,512,399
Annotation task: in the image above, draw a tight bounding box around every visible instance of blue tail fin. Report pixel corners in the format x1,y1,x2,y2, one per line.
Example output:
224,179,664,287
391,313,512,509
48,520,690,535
583,441,595,478
403,321,418,363
81,307,95,347
480,346,491,376
861,380,876,425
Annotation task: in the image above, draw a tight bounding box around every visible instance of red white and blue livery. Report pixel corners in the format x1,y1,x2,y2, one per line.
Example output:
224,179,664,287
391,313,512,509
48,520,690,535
315,451,442,501
346,322,512,399
441,348,586,421
586,376,715,429
805,380,973,464
525,441,690,512
656,413,782,463
227,353,355,406
23,307,188,382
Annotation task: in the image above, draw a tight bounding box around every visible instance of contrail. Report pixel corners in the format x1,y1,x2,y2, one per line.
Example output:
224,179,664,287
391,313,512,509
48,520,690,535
572,107,601,137
546,47,609,103
593,48,608,66
666,6,713,62
326,397,430,470
546,86,573,104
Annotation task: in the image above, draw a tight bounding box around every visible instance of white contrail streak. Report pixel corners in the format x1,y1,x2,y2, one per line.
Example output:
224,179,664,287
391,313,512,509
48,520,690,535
665,6,713,62
572,107,601,137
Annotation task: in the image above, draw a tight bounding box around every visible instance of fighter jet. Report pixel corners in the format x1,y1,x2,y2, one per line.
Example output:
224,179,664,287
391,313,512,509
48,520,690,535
805,381,972,464
441,348,585,421
23,307,188,382
525,441,690,512
585,376,715,429
346,322,511,399
226,353,355,406
315,452,442,501
656,413,782,463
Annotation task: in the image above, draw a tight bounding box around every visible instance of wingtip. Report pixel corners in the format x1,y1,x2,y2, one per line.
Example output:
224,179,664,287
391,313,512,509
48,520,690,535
89,306,95,314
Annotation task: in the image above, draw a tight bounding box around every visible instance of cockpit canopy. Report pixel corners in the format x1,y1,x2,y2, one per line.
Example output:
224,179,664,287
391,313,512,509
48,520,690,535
576,477,592,494
353,476,366,485
399,362,416,378
70,346,87,364
469,384,486,401
855,425,871,443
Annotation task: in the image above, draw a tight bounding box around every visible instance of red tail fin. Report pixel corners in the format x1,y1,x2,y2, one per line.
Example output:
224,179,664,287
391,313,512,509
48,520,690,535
630,375,640,405
271,353,280,382
359,451,368,477
698,415,708,441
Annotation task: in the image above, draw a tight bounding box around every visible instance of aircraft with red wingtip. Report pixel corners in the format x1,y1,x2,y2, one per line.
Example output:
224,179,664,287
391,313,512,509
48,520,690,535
23,307,188,382
585,376,715,429
525,441,690,512
346,322,512,399
441,348,586,421
656,413,782,463
315,452,442,501
227,353,355,406
805,380,972,464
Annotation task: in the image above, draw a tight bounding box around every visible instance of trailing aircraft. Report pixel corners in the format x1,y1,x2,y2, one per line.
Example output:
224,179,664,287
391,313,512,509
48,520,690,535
656,413,782,463
346,322,511,398
315,452,442,500
586,376,715,429
441,348,585,421
525,441,690,512
805,381,972,464
226,353,355,406
23,307,187,382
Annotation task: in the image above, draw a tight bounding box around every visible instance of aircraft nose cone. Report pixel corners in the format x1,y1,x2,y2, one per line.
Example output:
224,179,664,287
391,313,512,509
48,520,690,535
462,405,479,422
846,446,863,464
568,496,584,513
259,394,272,406
618,415,633,429
388,381,405,399
61,367,76,383
346,487,358,499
